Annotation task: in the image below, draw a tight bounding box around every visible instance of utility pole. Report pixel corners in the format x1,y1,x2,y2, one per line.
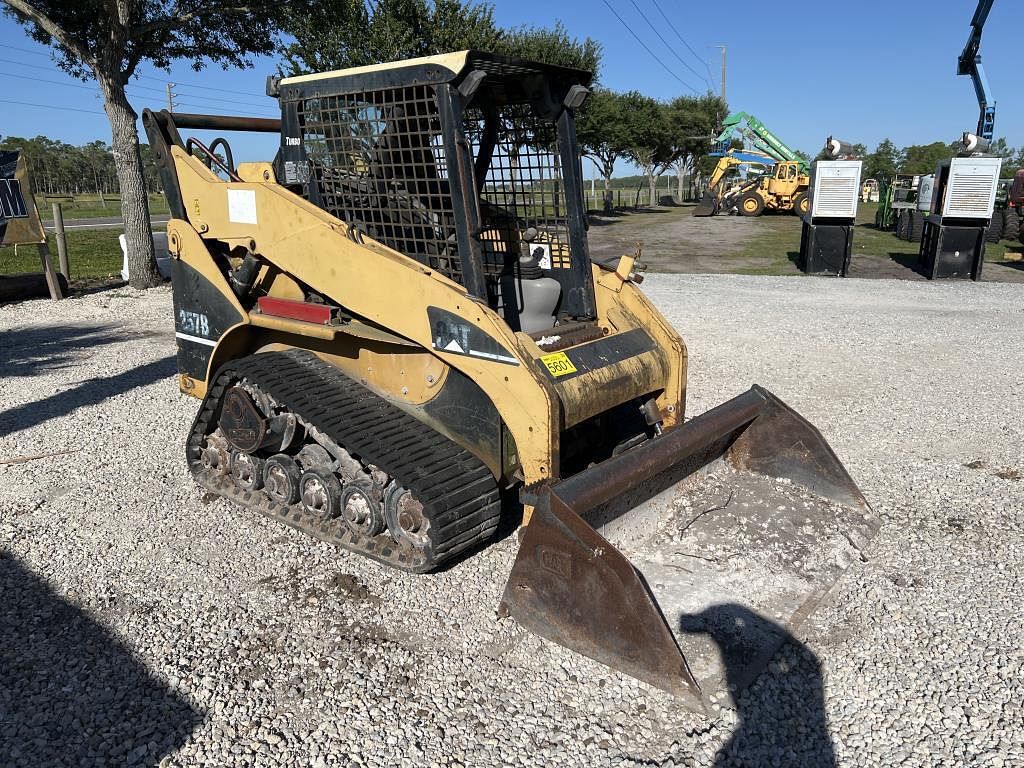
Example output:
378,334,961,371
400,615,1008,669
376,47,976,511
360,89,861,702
713,45,726,102
166,82,177,112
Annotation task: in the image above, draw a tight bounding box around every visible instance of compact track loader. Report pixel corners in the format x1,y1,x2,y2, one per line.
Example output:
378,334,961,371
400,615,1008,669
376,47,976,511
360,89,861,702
144,51,877,707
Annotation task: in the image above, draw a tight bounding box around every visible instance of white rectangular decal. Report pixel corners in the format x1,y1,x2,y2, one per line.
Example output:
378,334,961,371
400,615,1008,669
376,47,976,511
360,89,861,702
227,188,258,224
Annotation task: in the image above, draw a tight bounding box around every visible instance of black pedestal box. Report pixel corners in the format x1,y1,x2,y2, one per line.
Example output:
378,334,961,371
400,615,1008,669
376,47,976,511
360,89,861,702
799,215,854,276
918,215,986,281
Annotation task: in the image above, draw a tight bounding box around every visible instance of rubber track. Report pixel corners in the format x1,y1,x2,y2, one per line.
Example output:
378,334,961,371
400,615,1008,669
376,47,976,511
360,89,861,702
187,350,502,573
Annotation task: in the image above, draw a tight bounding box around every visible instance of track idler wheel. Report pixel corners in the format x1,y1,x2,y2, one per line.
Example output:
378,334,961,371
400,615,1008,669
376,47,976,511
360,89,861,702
300,467,343,520
340,479,385,537
385,483,430,549
263,454,301,505
200,434,230,475
230,450,265,492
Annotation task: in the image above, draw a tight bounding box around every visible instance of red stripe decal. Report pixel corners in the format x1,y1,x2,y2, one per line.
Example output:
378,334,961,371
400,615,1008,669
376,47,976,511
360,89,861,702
257,296,333,325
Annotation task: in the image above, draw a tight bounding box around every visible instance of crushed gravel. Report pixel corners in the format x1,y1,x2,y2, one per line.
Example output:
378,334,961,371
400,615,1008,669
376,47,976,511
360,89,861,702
1,275,1021,767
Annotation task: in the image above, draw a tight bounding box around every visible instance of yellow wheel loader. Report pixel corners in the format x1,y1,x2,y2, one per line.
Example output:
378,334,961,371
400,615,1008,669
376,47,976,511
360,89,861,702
143,51,877,707
691,149,775,216
738,160,811,217
694,156,810,218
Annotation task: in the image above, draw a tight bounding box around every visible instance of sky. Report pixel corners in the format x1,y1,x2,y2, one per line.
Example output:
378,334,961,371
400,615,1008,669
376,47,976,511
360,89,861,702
0,0,1019,176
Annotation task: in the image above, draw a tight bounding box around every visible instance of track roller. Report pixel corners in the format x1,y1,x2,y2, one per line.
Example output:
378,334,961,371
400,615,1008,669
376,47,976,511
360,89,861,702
340,479,385,537
264,454,301,505
230,450,265,492
299,467,343,520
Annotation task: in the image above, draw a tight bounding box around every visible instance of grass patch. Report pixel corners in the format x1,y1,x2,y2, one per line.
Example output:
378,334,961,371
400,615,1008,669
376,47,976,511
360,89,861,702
734,213,801,275
0,229,123,280
35,194,169,220
730,201,1016,276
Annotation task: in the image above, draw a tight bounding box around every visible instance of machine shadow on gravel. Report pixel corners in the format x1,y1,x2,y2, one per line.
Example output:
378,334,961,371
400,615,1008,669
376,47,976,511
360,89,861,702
0,355,176,436
0,323,126,379
0,553,203,765
680,603,837,768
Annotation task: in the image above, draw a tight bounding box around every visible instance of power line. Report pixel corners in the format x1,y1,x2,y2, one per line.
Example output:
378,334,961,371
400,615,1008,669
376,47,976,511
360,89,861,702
134,72,266,98
648,0,714,79
0,97,104,116
0,42,267,98
628,0,711,90
599,0,699,93
0,57,274,114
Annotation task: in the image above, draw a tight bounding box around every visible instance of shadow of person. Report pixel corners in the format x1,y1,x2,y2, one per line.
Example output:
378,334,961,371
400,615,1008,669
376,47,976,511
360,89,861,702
0,552,203,765
680,603,837,767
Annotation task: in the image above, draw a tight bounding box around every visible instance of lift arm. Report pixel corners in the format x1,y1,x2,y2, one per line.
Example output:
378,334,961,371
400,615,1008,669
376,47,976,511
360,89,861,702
705,150,775,189
958,0,996,141
714,112,809,173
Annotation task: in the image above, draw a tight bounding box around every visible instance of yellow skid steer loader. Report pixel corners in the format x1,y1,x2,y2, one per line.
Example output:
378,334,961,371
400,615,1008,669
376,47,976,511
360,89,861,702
143,51,877,707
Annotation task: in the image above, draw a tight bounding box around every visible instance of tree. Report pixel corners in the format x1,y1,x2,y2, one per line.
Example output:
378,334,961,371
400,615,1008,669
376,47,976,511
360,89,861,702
862,139,901,182
576,89,634,211
497,21,600,73
3,1,292,288
664,94,726,202
280,0,600,77
621,94,671,207
985,137,1017,178
900,141,953,175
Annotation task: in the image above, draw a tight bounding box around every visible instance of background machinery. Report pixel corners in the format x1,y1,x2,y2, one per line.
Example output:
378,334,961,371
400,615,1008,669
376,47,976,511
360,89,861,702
691,148,775,216
694,112,811,217
143,51,874,705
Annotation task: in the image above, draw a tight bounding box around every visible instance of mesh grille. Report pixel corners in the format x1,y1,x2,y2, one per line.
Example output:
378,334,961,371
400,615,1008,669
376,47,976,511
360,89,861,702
815,177,858,216
296,85,464,283
465,105,572,275
946,171,997,217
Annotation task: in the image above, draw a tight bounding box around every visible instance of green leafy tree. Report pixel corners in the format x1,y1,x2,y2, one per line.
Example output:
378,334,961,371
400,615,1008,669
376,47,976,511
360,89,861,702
280,0,600,76
900,141,953,175
498,21,600,73
862,139,901,182
985,137,1018,178
621,94,671,207
3,0,293,287
664,94,726,202
576,89,635,211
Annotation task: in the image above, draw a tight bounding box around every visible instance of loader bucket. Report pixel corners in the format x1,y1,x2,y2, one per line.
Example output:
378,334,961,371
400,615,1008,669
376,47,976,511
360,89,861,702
691,190,718,217
500,386,878,707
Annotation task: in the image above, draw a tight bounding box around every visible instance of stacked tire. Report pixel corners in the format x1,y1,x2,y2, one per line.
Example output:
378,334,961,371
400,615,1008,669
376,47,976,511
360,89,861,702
986,209,1005,243
909,210,925,242
1004,207,1021,243
895,210,910,240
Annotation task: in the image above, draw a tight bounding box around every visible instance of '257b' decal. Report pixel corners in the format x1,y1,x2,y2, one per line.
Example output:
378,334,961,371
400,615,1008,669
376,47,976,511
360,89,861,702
178,309,210,337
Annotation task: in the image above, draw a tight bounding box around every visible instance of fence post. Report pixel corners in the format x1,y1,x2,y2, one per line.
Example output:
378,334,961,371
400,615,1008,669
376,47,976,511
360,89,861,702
51,202,69,279
36,242,65,300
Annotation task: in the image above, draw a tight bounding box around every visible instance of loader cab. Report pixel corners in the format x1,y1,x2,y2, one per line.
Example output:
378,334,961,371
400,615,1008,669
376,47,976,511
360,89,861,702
273,51,597,333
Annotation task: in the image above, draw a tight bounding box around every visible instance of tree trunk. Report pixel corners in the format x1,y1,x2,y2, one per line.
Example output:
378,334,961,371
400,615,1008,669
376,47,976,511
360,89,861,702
602,171,614,213
99,77,159,289
674,158,687,202
647,170,658,208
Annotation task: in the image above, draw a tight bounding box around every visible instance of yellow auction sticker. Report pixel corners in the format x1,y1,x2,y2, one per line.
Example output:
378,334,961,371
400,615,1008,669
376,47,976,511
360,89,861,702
540,351,577,377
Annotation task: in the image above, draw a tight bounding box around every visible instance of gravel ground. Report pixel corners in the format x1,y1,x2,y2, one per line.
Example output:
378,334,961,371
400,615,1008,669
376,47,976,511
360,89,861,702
1,276,1022,767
